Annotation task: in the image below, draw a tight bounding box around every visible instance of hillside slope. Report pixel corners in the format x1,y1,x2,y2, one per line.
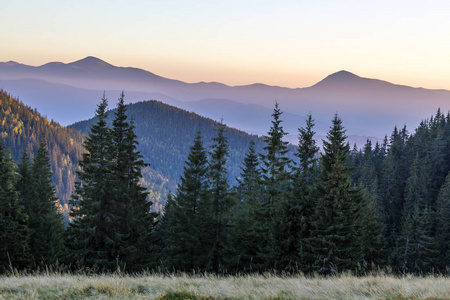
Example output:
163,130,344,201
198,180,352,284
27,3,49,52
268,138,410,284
0,89,83,213
70,99,296,192
1,90,296,213
0,90,178,212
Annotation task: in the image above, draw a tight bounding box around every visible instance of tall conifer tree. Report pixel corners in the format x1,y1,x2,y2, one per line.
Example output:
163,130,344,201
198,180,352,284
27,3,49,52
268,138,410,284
381,126,409,255
227,140,263,273
282,114,319,272
311,114,363,274
111,95,157,271
164,131,208,271
15,149,35,268
0,142,31,272
29,139,66,267
258,102,291,270
68,94,117,271
202,121,234,273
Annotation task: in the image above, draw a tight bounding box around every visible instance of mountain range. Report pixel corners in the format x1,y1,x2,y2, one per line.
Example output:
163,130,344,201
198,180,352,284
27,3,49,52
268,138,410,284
1,57,450,146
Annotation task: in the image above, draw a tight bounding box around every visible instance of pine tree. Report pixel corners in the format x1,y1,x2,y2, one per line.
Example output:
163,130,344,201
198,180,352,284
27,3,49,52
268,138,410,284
381,126,409,256
257,102,292,270
202,121,234,273
68,94,118,271
260,102,291,208
348,140,386,269
310,114,363,274
111,95,157,271
15,149,35,268
165,131,208,272
236,140,261,204
283,114,319,273
0,142,31,272
227,140,263,273
28,139,66,267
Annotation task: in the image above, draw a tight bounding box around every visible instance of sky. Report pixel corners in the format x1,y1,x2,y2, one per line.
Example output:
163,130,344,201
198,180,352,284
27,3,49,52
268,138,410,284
2,0,450,89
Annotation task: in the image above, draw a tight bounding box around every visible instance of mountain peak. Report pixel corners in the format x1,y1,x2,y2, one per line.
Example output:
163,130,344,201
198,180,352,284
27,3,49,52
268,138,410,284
326,70,359,80
0,61,20,67
68,56,113,69
312,70,361,88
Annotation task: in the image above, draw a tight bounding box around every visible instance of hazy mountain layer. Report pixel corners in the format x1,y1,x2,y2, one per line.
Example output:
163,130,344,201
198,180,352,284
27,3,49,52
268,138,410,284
2,57,449,144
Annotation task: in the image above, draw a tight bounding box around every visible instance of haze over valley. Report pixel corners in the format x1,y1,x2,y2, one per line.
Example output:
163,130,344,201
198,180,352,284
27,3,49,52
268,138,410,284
2,56,450,148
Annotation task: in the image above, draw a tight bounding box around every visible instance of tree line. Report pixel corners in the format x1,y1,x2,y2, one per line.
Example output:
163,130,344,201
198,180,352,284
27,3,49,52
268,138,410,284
158,104,380,275
1,94,450,275
69,99,286,212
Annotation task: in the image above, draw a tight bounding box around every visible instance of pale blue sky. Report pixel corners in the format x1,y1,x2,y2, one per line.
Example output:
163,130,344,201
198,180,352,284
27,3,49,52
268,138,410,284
2,0,450,88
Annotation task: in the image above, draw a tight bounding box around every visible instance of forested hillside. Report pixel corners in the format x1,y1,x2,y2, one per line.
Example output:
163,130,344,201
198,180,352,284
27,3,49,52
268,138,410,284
0,89,83,213
1,91,292,212
70,99,295,208
349,109,450,273
156,107,450,275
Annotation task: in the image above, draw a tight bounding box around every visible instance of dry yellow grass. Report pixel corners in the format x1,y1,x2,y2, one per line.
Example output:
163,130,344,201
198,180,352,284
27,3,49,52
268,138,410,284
1,272,450,299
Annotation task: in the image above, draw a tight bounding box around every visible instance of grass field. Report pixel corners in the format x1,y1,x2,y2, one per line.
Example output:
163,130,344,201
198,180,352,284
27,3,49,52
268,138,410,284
1,272,450,299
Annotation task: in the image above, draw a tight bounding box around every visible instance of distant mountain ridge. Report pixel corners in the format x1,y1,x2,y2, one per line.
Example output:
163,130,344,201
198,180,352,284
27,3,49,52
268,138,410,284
2,57,450,143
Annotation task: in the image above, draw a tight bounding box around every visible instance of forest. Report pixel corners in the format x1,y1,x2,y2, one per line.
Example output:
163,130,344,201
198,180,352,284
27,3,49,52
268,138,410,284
69,99,297,211
0,90,83,214
0,90,282,214
1,88,450,275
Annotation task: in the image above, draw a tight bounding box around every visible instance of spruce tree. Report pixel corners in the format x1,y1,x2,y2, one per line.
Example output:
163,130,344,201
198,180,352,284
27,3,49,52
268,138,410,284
348,141,385,270
310,114,363,274
201,121,234,273
283,114,319,273
257,102,291,270
236,141,262,204
68,94,117,271
0,142,31,272
227,140,263,273
165,131,208,271
380,126,409,256
27,139,66,267
15,150,35,267
260,102,291,208
111,95,157,271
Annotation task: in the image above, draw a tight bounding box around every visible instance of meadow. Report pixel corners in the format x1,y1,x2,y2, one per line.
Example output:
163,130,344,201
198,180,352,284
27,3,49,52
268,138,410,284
1,271,450,299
